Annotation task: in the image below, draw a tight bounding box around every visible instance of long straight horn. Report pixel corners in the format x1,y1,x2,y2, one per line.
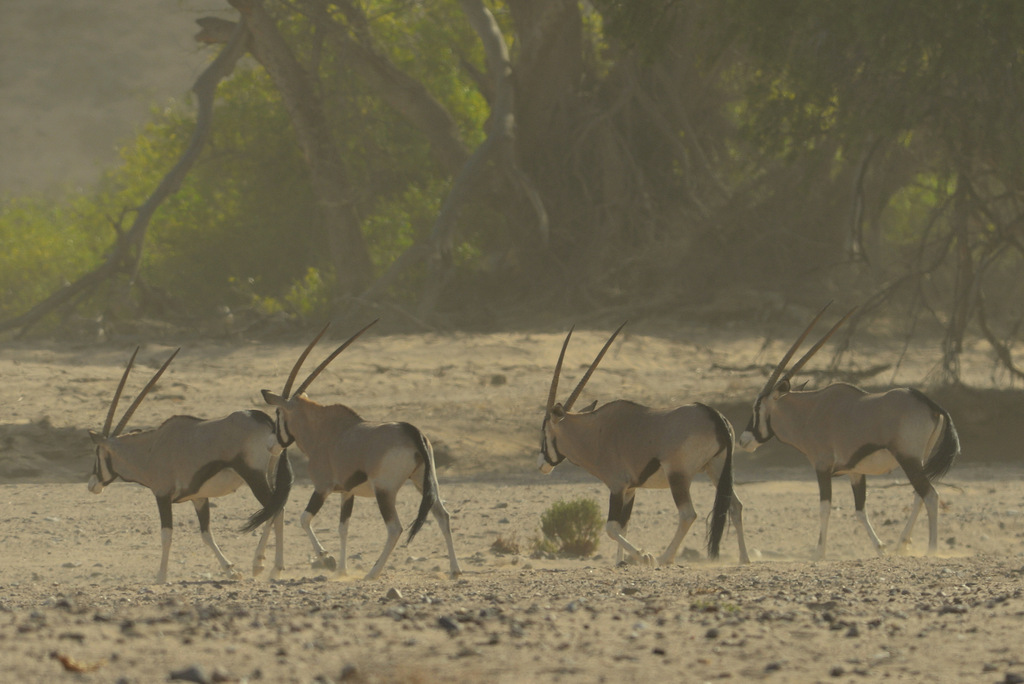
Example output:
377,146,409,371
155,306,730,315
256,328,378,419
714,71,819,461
103,347,140,437
780,307,857,385
760,302,833,395
111,348,180,437
292,319,380,397
563,321,627,412
546,326,575,417
282,322,331,399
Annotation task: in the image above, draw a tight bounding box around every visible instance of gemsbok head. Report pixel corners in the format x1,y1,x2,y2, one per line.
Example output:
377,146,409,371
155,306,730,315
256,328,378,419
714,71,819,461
540,323,749,567
261,320,462,580
738,302,961,559
89,347,292,583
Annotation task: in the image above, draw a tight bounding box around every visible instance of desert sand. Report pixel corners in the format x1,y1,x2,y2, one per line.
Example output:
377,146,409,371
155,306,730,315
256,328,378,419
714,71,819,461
1,322,1023,683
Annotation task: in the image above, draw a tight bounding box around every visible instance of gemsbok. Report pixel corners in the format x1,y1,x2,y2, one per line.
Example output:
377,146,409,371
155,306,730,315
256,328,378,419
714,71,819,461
261,321,462,580
539,324,749,566
88,348,292,583
737,303,961,559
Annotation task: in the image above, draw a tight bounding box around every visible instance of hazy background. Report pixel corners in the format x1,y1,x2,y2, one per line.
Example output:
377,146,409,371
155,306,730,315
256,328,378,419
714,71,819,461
0,1,221,197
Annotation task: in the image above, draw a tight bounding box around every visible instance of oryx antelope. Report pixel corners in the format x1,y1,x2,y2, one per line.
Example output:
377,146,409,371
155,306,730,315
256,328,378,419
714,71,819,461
261,321,462,580
738,303,961,559
539,324,749,566
88,348,292,583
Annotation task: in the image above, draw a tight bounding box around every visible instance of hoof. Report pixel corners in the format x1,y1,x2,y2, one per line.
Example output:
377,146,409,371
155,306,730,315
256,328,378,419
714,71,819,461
628,552,656,567
312,554,337,572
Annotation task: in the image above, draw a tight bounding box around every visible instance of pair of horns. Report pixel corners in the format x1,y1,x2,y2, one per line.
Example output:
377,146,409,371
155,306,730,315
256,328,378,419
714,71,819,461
760,301,857,396
546,322,627,417
102,347,180,438
281,319,379,399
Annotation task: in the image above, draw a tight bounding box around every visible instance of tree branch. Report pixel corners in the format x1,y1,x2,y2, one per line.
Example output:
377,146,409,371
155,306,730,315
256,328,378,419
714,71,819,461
0,21,250,337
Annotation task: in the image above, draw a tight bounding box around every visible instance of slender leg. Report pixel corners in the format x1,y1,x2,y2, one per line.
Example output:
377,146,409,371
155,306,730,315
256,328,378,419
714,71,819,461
813,468,833,560
614,493,636,565
365,487,403,580
271,511,285,579
337,494,355,575
895,456,939,554
155,495,173,584
850,474,885,556
254,510,286,579
301,491,336,571
193,498,241,579
430,498,463,577
606,489,652,565
731,493,750,564
658,473,696,566
239,459,279,578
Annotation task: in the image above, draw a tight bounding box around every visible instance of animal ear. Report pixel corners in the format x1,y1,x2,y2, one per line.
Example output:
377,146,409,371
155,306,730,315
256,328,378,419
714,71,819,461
581,399,598,413
551,404,567,419
776,379,791,395
261,390,285,407
88,430,104,445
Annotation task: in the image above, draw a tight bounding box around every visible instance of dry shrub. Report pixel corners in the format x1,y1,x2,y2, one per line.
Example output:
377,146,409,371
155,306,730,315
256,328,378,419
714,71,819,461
534,497,603,557
491,532,521,555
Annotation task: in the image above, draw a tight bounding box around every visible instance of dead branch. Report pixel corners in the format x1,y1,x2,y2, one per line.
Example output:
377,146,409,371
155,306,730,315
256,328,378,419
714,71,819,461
0,21,250,338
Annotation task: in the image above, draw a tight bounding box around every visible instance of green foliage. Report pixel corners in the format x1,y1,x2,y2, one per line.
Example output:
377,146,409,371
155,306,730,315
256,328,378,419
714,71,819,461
534,497,604,557
0,195,107,318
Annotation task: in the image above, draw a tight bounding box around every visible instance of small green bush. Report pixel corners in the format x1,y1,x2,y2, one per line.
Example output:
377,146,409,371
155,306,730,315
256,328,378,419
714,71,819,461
535,497,604,557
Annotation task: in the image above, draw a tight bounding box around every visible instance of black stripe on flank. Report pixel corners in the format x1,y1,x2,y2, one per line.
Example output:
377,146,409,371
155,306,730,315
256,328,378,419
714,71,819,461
845,443,885,472
635,458,661,487
175,460,234,502
342,471,368,492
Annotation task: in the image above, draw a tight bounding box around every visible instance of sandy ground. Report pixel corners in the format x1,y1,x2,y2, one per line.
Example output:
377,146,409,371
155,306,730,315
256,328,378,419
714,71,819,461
2,323,1024,683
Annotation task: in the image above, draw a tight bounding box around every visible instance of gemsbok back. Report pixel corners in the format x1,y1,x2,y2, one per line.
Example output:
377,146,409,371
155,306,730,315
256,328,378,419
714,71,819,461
88,348,292,583
539,323,749,566
737,303,961,559
261,321,462,580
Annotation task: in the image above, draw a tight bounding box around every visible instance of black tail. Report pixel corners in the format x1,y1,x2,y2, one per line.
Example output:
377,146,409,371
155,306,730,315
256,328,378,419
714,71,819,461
701,404,735,560
402,423,438,544
912,390,961,482
241,450,293,533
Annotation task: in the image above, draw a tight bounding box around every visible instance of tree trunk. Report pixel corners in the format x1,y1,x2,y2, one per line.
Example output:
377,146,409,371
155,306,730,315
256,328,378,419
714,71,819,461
228,0,374,299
